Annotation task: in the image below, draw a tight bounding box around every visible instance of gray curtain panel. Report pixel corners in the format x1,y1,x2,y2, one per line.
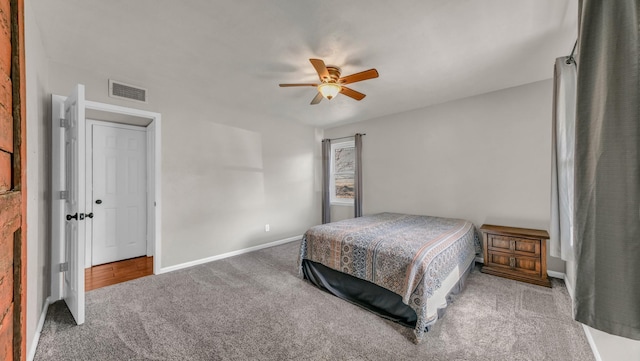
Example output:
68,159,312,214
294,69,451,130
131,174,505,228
574,0,640,340
550,57,577,262
321,139,331,224
354,134,363,218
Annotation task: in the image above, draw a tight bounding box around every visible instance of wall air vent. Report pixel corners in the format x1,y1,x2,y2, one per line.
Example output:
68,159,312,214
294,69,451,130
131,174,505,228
108,79,147,103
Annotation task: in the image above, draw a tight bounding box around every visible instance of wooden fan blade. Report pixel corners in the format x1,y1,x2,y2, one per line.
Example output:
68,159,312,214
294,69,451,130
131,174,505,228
340,86,366,101
310,58,330,81
339,69,379,85
310,92,323,105
279,83,318,87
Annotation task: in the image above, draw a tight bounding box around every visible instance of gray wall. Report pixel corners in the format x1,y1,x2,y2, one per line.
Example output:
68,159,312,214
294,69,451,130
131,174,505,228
25,0,51,354
325,79,564,273
24,0,321,350
45,60,321,268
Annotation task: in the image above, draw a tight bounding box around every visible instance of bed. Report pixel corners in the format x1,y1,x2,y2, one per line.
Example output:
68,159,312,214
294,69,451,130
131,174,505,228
298,212,480,343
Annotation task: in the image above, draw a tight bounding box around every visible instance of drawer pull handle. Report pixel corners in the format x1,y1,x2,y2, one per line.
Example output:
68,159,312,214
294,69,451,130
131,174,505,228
510,240,515,250
509,257,516,268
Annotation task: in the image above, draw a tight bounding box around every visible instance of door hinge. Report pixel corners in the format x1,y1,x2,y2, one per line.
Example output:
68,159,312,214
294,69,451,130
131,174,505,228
59,190,68,200
60,118,69,128
59,262,69,272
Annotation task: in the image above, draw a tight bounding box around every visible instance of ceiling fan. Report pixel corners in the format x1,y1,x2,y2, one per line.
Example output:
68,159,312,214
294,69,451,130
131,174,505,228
279,58,379,105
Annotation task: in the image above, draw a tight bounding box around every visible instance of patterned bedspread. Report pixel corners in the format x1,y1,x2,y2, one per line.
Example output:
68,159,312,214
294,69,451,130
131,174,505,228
298,212,478,342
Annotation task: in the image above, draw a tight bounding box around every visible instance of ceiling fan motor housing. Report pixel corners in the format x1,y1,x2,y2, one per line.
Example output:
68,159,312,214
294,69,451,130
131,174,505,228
324,66,342,83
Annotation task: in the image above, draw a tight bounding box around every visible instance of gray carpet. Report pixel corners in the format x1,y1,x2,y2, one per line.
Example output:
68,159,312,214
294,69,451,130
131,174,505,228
35,241,594,361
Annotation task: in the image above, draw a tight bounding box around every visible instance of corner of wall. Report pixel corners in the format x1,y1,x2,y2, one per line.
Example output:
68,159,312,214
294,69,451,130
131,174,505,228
25,0,52,355
581,325,603,361
26,297,51,361
563,261,640,361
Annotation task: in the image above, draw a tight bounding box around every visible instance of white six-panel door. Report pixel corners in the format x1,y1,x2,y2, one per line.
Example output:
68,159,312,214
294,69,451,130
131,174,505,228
62,85,86,325
91,123,147,266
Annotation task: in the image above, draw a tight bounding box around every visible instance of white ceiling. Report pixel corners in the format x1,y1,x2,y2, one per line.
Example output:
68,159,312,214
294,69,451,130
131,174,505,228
31,0,577,128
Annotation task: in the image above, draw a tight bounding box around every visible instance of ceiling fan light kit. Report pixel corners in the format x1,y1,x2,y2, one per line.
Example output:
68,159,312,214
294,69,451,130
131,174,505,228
318,83,341,100
279,58,379,105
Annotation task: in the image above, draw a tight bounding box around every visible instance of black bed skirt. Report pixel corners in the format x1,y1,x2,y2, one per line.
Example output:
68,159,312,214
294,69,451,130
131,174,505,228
301,259,474,330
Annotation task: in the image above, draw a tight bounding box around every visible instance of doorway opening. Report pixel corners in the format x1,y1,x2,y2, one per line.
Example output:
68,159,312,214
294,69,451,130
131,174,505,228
51,85,162,324
85,256,153,291
84,113,154,290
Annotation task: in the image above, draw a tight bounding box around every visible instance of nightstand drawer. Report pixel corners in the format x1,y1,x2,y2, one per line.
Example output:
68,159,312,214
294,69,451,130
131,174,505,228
487,235,541,257
485,251,542,277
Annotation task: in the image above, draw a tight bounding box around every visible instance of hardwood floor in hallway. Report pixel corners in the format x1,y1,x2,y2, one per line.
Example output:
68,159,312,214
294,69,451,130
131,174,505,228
85,256,153,291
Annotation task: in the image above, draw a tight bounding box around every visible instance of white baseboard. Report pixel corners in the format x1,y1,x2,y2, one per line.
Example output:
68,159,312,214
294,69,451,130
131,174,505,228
563,273,575,300
582,324,604,361
28,296,51,361
557,272,602,361
158,235,302,274
547,270,565,280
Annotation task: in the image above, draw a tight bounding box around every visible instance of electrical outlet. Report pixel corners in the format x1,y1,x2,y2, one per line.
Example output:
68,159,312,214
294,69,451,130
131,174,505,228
265,224,270,232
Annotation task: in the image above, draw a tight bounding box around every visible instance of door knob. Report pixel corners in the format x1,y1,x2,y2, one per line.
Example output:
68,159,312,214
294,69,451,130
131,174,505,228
95,199,102,204
86,212,93,219
66,213,78,221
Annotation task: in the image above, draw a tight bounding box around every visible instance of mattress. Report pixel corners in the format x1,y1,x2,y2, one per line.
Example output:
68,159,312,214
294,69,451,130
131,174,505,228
298,212,479,342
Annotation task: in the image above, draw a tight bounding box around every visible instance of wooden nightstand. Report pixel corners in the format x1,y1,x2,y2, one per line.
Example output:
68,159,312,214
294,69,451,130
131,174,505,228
479,224,551,287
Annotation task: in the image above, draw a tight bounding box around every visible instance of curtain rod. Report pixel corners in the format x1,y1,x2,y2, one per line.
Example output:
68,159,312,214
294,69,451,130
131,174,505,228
566,40,578,64
323,134,366,142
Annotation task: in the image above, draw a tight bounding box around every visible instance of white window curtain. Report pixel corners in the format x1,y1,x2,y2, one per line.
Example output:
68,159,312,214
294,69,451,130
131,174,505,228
550,56,576,262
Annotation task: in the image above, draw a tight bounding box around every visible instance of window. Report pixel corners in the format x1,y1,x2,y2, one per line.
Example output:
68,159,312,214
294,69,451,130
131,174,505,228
330,141,355,205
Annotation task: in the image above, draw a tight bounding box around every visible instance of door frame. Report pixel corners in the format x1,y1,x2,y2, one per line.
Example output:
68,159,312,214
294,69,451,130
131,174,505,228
85,120,150,267
51,95,162,301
